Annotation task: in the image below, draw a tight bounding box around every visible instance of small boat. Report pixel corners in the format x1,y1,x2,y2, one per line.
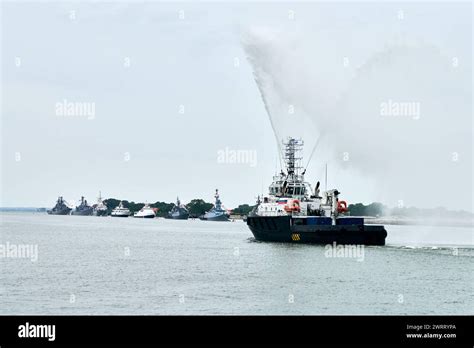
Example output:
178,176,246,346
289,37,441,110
47,196,72,215
71,196,93,216
111,201,130,217
199,189,230,221
93,191,108,216
134,203,156,219
166,197,189,220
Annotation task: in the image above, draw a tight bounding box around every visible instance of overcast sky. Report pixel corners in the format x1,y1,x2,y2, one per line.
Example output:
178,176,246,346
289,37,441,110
1,1,472,211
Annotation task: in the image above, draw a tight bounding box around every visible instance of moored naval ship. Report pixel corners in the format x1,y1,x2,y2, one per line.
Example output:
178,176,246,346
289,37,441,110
47,196,72,215
93,191,108,216
111,201,131,217
199,189,230,221
166,197,189,220
246,138,387,245
71,196,94,216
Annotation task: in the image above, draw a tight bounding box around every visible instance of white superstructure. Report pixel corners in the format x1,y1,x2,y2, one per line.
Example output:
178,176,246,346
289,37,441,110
111,201,131,217
134,203,156,218
252,138,348,222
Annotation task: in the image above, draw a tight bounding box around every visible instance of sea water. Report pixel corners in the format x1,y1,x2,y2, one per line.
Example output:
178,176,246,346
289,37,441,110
0,212,472,315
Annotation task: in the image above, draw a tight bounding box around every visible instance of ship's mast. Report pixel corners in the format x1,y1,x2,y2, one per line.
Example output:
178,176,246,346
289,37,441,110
267,137,311,199
282,137,304,181
215,189,220,208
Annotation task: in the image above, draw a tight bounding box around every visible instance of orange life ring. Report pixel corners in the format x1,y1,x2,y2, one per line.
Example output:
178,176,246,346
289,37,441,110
337,200,348,213
284,199,300,212
293,200,300,212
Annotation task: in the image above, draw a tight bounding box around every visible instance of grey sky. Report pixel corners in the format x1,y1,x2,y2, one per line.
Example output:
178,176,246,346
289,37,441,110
1,2,472,211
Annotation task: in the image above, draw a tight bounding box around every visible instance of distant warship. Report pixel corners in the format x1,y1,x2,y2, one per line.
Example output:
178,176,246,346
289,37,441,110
93,191,108,216
71,196,93,216
47,196,72,215
166,197,189,220
199,189,230,222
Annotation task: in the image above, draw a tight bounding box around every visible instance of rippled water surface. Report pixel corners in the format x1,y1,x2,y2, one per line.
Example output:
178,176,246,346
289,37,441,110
1,213,472,314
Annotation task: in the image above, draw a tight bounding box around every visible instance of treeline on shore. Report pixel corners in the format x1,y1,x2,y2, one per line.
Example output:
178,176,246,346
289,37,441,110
103,199,255,218
102,199,472,219
4,200,471,219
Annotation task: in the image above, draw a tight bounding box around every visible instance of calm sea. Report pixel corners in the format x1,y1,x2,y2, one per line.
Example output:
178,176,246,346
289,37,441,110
1,212,472,315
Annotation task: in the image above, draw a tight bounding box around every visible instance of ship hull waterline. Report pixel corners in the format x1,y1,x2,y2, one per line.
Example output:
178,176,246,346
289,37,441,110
47,209,71,215
165,215,189,220
71,209,94,216
247,216,387,246
199,214,229,222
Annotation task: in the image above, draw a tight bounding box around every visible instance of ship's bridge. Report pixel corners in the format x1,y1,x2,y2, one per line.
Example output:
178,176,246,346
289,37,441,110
269,176,313,198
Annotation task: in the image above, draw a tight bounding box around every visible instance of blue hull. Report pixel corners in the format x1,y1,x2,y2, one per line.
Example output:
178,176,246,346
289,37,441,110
247,216,386,245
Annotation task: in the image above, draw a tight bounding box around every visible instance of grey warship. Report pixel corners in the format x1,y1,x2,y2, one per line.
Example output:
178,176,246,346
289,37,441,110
166,197,189,220
246,138,387,245
71,196,94,216
93,191,108,216
47,196,72,215
199,190,230,221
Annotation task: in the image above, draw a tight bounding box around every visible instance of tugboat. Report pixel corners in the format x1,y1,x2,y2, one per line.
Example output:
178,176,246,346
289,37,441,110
111,201,131,217
93,191,108,216
47,196,72,215
166,197,189,220
133,203,156,218
246,138,387,245
71,196,94,216
199,189,230,221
